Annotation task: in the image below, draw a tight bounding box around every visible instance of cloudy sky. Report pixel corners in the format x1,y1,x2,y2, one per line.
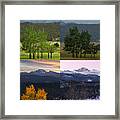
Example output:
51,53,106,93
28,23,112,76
60,60,100,71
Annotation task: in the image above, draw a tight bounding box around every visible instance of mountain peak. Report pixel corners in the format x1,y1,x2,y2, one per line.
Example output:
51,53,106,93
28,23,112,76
30,69,46,74
75,67,90,72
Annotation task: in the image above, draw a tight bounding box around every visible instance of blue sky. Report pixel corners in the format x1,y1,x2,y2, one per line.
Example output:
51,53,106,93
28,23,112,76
20,20,100,24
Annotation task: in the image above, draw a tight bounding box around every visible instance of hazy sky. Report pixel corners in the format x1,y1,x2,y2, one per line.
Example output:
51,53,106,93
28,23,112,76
21,20,100,24
60,60,100,71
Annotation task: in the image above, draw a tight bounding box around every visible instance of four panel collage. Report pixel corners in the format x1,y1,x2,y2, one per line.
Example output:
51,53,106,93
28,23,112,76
20,20,100,100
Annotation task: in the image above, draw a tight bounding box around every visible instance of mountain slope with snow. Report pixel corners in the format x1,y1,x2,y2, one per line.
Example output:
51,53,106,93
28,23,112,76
61,67,100,76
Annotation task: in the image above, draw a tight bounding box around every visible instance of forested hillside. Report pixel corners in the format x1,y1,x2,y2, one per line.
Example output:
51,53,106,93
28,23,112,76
20,22,60,41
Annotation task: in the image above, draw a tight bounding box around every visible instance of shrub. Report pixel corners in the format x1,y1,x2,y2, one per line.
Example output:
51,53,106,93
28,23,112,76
21,84,47,100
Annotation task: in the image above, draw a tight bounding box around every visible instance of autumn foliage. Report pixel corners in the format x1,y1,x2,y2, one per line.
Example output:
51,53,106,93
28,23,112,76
21,84,47,100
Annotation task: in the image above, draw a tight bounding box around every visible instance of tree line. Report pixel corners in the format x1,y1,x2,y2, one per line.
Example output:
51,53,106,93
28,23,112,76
20,25,60,59
64,26,100,58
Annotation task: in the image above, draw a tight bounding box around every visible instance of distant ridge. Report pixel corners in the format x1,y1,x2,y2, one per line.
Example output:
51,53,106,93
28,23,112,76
20,20,100,24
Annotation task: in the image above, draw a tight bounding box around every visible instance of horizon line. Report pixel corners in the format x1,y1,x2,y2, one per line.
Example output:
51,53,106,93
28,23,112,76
20,20,100,24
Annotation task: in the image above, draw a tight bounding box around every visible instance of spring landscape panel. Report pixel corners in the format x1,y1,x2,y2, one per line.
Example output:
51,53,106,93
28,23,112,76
20,20,100,100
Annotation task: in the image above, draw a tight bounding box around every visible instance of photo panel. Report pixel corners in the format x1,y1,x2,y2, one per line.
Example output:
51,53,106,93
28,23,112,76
20,20,100,100
60,20,100,60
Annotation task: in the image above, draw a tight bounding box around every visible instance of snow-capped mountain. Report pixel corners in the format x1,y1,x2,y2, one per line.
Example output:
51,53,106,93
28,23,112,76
30,69,46,75
60,70,74,74
75,67,90,72
61,67,100,76
21,67,100,84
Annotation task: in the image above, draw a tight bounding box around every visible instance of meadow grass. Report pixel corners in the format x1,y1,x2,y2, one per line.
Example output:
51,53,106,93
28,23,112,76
20,52,60,60
60,51,100,60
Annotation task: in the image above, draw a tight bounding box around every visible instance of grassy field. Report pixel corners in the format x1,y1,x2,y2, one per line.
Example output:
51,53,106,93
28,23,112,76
20,52,60,60
60,42,100,60
60,51,100,60
21,52,99,60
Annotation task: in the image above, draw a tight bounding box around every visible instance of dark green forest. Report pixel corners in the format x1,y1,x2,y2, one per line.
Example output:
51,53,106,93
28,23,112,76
61,26,100,60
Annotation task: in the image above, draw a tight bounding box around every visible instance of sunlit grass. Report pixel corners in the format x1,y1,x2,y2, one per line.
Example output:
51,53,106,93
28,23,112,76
20,52,60,60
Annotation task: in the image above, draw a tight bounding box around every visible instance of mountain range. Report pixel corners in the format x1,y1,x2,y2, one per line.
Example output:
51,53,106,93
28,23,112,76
20,67,100,84
61,67,100,76
21,20,100,24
